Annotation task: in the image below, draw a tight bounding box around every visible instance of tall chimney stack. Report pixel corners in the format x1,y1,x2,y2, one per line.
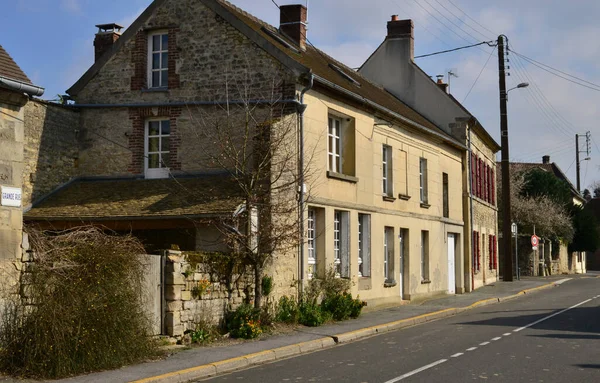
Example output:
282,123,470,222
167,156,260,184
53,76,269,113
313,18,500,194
542,155,550,164
386,17,414,61
94,23,123,62
279,4,307,51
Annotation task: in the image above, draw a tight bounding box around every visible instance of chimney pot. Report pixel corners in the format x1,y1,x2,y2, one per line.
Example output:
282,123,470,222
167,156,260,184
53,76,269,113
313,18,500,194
542,155,550,164
94,23,123,62
279,4,307,51
391,15,399,21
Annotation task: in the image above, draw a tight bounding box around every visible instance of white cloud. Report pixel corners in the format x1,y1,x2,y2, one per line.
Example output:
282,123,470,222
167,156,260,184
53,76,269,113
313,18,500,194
61,0,82,14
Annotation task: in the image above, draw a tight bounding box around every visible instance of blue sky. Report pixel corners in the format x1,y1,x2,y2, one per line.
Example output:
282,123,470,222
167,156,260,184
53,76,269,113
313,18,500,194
2,0,599,190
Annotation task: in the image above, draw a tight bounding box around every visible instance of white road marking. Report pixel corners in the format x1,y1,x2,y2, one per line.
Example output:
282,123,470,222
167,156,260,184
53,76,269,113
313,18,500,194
503,333,512,336
491,337,501,341
553,278,571,285
514,298,592,332
383,359,447,383
466,347,477,351
451,353,463,358
479,342,490,346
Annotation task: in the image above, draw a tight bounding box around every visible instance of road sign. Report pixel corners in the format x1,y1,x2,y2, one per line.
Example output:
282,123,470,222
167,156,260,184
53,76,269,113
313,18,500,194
531,235,539,247
511,223,517,235
532,245,538,251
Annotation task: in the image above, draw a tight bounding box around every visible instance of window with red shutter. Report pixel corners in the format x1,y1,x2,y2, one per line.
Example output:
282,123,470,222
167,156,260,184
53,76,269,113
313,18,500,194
476,157,481,198
491,169,495,205
471,152,476,195
484,163,489,202
489,235,493,269
493,235,498,269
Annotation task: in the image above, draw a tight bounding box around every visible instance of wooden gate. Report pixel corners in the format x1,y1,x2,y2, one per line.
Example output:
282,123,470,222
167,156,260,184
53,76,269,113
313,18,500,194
140,254,164,335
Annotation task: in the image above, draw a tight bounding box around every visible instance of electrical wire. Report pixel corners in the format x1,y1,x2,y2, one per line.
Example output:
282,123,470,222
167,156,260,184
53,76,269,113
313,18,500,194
509,49,600,90
510,50,600,93
388,0,456,48
421,0,484,43
463,46,496,102
446,0,498,38
564,158,576,174
415,40,495,59
432,0,491,41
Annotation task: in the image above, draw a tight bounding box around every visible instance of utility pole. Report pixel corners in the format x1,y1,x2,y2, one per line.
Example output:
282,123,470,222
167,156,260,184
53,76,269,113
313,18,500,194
575,131,591,193
576,134,580,192
498,34,513,282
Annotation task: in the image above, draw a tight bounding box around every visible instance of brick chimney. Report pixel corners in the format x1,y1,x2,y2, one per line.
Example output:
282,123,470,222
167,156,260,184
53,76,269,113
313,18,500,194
279,5,307,50
542,155,550,164
386,16,414,61
94,23,123,62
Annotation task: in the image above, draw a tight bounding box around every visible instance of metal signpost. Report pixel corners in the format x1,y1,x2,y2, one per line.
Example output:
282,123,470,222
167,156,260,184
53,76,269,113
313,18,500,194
511,223,519,280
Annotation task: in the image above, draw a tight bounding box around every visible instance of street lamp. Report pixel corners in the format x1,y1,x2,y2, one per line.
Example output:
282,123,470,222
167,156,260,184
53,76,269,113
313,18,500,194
498,34,529,282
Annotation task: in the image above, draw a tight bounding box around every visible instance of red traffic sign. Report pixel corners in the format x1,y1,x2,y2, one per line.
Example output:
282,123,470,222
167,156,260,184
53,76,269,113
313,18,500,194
531,235,539,247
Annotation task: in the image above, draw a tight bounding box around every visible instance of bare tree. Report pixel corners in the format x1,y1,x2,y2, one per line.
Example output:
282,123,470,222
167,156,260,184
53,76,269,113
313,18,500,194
185,75,316,309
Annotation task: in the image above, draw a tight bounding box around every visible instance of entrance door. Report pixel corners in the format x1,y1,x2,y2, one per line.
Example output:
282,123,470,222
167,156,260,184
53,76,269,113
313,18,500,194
447,234,456,294
399,231,404,298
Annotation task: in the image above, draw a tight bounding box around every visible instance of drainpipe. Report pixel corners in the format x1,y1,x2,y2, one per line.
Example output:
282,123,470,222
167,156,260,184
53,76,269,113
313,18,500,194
298,72,313,293
0,75,45,97
467,124,475,291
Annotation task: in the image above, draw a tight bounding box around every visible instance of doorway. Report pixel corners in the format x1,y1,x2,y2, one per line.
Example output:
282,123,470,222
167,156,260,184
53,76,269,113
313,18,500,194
447,234,456,294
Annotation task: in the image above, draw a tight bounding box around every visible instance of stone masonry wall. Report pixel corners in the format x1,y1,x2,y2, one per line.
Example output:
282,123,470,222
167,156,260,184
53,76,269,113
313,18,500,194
22,100,79,206
164,250,253,337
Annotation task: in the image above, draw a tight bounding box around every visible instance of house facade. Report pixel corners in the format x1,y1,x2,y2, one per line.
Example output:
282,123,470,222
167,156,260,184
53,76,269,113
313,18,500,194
0,44,47,298
358,17,500,291
23,0,484,315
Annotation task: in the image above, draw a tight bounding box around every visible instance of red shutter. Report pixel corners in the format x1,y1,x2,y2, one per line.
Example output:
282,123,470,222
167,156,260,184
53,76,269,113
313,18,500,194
470,153,475,194
493,236,498,269
484,164,489,202
476,231,481,271
476,157,481,198
488,235,493,269
491,169,495,205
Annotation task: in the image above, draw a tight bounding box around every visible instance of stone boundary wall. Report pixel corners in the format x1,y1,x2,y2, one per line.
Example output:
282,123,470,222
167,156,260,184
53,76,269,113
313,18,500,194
163,250,253,337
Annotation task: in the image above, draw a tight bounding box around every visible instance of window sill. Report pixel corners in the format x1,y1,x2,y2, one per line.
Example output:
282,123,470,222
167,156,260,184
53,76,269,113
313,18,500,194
141,87,169,93
384,279,397,288
421,279,431,284
420,202,431,209
382,195,396,202
398,193,411,201
326,171,358,183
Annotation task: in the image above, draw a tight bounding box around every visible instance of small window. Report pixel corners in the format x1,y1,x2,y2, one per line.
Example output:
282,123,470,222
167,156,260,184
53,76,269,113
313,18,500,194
443,172,449,218
421,230,429,281
382,145,393,197
419,157,428,204
148,32,168,88
145,119,170,179
333,210,350,278
327,113,356,178
358,213,371,277
307,208,316,279
328,116,342,173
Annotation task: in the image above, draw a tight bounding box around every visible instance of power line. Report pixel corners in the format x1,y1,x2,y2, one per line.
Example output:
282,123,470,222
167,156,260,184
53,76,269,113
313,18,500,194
415,40,494,59
446,0,498,38
510,49,600,92
463,46,496,102
388,0,455,48
421,0,483,43
565,158,576,174
509,49,600,90
431,0,491,41
410,0,479,46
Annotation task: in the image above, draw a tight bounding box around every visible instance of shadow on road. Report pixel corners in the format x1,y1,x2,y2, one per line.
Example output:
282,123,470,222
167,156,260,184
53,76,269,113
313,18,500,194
458,306,600,334
575,364,600,369
528,333,600,340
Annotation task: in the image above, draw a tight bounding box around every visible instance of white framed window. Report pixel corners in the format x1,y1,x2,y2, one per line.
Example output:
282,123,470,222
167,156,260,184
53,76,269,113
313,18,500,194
419,157,428,204
307,208,316,279
383,228,389,280
421,230,429,281
148,31,168,88
358,214,371,277
145,119,170,179
328,116,341,173
382,145,393,196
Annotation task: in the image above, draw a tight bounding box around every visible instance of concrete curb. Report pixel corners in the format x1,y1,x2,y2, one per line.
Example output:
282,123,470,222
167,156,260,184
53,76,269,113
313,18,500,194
130,280,560,383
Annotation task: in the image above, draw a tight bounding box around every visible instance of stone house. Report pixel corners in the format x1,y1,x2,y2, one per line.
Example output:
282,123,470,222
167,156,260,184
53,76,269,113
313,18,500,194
358,17,501,291
505,155,586,275
22,0,489,324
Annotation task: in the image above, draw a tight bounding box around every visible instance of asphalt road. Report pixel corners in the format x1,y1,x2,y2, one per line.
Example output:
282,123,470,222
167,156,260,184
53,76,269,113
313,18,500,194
201,277,600,382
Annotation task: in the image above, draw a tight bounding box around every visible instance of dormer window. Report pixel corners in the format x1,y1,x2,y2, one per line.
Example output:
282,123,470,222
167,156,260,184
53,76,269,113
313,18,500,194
148,31,168,88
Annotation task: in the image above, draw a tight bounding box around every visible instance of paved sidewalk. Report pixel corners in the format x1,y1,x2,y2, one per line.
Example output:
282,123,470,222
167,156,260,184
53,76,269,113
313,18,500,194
0,275,576,383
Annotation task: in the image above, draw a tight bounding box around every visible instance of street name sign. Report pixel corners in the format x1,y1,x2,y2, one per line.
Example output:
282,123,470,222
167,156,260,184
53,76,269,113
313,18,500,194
1,186,22,207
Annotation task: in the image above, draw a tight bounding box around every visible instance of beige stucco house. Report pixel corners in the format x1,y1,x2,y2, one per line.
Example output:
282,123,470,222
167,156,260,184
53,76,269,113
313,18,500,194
358,17,501,292
22,0,493,316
